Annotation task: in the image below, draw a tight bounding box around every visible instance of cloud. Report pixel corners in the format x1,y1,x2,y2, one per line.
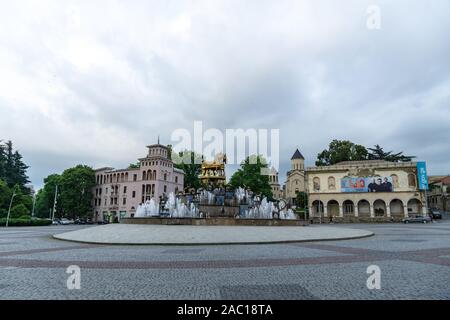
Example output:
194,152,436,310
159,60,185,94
0,0,449,188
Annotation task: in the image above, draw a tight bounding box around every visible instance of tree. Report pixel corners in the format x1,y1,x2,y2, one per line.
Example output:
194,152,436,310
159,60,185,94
368,144,415,162
0,140,30,190
229,155,273,198
128,162,140,169
59,165,95,218
10,203,30,218
172,151,202,190
316,140,368,166
295,191,308,209
34,174,61,218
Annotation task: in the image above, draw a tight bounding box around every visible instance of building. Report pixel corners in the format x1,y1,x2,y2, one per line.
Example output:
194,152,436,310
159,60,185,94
92,143,184,222
268,167,283,200
428,175,450,212
307,160,427,222
284,149,306,203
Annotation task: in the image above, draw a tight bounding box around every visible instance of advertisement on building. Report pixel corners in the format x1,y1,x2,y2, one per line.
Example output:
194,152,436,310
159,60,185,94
417,161,428,190
341,177,394,192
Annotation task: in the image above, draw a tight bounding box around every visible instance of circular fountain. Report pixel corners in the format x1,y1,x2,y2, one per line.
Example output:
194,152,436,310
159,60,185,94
123,187,305,226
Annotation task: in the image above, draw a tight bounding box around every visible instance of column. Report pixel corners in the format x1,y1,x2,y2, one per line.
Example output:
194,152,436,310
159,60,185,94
403,205,409,218
309,206,314,217
339,205,343,217
354,205,359,217
323,205,328,217
386,205,391,218
370,204,375,218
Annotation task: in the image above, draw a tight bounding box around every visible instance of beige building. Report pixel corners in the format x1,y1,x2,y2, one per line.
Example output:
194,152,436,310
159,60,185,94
307,160,427,222
284,149,306,203
268,167,283,200
92,143,184,222
428,175,450,212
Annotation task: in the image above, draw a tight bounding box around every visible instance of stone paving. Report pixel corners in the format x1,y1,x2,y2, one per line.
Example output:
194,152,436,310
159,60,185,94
0,222,449,299
52,224,374,244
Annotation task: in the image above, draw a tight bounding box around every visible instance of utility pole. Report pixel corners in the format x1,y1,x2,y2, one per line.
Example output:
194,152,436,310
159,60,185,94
5,187,17,227
51,185,58,221
31,193,36,218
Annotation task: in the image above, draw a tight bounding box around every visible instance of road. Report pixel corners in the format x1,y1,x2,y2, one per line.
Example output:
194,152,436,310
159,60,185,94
0,221,449,299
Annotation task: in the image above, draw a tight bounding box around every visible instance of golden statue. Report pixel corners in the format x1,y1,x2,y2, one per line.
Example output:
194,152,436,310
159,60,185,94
199,153,226,188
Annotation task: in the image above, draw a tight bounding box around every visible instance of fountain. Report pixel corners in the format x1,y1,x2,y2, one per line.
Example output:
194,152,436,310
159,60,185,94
126,189,303,226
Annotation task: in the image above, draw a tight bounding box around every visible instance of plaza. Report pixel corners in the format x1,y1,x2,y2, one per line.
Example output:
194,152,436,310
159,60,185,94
0,220,449,300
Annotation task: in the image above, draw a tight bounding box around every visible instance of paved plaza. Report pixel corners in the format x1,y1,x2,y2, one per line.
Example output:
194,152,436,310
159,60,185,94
53,224,373,245
0,221,449,299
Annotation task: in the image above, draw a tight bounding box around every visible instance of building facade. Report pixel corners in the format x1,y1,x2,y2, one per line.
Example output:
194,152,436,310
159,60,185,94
428,176,450,212
307,160,426,222
284,149,306,203
268,167,283,200
92,143,184,222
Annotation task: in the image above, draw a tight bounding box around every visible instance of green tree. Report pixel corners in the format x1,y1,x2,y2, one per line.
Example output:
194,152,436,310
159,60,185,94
10,203,30,218
316,140,368,166
295,191,308,209
59,165,95,218
34,174,61,218
368,144,415,162
128,162,140,169
172,151,202,190
0,140,30,190
229,155,273,198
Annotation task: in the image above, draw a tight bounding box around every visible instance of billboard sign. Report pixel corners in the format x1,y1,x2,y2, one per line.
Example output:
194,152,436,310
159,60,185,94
341,176,394,193
417,161,428,190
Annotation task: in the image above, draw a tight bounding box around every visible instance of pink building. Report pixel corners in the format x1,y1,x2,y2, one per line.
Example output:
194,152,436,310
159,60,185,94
92,143,184,222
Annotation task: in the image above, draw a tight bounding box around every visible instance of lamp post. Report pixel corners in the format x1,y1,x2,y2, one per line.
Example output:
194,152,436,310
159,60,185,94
6,188,18,227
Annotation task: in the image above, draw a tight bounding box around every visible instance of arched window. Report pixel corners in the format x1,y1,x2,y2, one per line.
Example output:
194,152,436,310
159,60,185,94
142,171,146,180
328,176,336,190
408,174,416,188
390,174,399,188
313,177,320,191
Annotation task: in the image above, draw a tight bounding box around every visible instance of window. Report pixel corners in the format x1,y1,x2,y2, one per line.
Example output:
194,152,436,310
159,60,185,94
175,176,178,184
123,198,126,205
133,174,137,181
164,185,167,193
408,174,417,188
123,186,127,193
313,177,320,191
328,176,336,190
132,191,136,198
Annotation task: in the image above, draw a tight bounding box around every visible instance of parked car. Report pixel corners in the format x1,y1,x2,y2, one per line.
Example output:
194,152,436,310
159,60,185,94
97,220,109,225
74,218,86,225
402,215,432,224
85,218,94,225
429,210,443,220
52,218,60,225
59,218,72,225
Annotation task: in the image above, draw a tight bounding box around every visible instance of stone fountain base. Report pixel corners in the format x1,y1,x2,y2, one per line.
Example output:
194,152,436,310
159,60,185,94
122,216,306,226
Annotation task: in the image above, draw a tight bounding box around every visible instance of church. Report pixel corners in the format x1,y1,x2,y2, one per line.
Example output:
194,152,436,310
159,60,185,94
284,149,306,204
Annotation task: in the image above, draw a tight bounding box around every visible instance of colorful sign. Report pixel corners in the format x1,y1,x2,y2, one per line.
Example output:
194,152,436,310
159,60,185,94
417,161,428,190
341,177,394,193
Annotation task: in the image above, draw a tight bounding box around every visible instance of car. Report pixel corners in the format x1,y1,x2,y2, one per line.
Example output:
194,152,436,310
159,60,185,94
52,218,60,225
74,218,86,225
85,218,94,225
97,220,109,225
59,218,72,225
402,215,432,224
429,210,443,219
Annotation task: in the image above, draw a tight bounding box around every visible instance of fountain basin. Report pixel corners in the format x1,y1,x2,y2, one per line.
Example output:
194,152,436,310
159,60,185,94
122,217,306,226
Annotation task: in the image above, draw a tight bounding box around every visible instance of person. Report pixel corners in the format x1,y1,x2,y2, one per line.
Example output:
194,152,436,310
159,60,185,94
368,178,377,192
382,177,393,192
374,178,383,192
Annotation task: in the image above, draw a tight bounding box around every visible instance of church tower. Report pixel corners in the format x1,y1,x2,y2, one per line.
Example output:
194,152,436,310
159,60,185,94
291,149,305,171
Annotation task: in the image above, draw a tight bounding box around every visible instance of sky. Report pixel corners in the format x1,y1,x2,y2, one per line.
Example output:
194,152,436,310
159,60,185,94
0,0,449,189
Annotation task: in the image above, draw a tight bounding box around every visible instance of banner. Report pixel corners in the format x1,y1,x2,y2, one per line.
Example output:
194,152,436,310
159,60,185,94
417,161,428,190
341,177,394,193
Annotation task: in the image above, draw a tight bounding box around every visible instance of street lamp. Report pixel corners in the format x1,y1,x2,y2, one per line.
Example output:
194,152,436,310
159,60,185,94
6,187,18,228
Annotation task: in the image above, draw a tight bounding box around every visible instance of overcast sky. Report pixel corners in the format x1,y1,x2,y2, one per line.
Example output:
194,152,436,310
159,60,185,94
0,0,449,188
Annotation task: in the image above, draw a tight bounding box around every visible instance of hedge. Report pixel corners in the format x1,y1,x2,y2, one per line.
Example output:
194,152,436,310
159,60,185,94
0,218,52,227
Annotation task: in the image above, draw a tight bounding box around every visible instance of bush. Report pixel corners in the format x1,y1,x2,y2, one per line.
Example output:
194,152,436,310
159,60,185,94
0,218,52,227
10,204,30,218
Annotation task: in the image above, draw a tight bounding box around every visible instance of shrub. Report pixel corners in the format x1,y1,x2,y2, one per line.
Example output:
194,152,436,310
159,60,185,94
0,218,52,227
10,204,30,218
